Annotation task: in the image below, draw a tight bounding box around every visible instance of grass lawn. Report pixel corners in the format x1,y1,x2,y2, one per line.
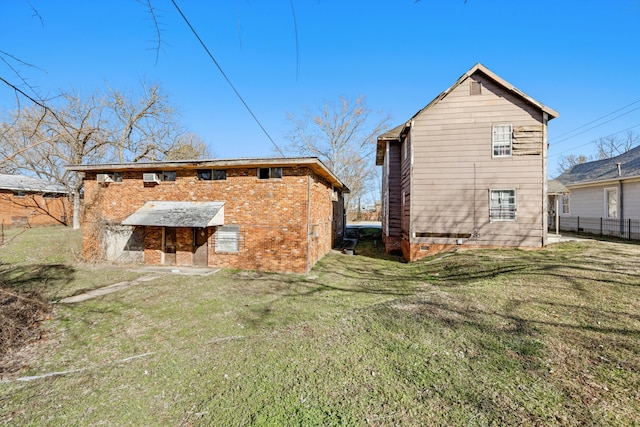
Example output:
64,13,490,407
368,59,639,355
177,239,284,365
1,227,639,425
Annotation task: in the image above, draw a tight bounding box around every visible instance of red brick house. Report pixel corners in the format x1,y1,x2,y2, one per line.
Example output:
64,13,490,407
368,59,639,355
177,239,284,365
66,157,348,273
0,174,70,227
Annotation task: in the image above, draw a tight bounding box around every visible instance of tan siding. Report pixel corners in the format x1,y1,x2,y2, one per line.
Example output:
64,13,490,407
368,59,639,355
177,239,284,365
409,73,545,248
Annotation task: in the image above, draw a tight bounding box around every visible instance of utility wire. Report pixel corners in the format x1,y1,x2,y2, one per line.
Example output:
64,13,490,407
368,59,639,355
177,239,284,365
551,104,640,145
170,0,286,157
550,98,640,144
549,122,640,158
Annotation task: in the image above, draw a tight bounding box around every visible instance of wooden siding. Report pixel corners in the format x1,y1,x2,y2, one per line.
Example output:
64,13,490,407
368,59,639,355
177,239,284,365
401,134,412,238
409,73,546,248
386,142,402,239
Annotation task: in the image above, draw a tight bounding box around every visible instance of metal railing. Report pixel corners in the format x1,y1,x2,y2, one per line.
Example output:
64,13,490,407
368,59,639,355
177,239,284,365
555,216,640,241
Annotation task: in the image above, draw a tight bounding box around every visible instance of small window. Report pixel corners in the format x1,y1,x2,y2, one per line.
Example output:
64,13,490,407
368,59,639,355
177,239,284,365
605,188,618,219
197,169,212,180
162,171,176,182
112,172,123,182
13,191,26,198
490,189,516,221
258,167,282,179
213,170,227,180
215,225,240,253
492,124,512,157
470,81,482,95
43,193,62,199
562,195,570,214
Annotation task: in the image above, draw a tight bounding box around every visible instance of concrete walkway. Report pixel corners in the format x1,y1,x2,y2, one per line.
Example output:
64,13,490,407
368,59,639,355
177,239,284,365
58,266,220,304
548,233,592,244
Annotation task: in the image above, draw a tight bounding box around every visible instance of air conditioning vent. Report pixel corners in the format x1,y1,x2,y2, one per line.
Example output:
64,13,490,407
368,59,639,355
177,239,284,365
143,173,160,183
97,173,113,183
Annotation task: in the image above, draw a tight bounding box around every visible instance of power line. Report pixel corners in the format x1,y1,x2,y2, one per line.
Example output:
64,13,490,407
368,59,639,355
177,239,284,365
550,98,640,144
170,0,286,157
549,122,640,158
551,104,640,145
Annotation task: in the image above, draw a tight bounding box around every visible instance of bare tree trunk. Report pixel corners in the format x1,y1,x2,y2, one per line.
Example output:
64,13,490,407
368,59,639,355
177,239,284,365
73,189,81,229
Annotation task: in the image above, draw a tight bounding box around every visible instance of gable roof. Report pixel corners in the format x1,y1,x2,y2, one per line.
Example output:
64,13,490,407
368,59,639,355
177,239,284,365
376,63,559,165
66,157,349,192
556,145,640,186
0,174,66,194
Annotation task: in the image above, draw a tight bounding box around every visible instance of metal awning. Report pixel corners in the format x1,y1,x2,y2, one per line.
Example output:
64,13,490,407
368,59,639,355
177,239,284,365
122,201,224,228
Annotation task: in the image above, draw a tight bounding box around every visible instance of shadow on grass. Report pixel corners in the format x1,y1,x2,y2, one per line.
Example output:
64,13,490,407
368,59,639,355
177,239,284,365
0,263,76,301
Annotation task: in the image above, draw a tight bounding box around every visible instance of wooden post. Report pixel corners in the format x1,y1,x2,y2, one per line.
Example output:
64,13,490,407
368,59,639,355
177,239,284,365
555,196,560,235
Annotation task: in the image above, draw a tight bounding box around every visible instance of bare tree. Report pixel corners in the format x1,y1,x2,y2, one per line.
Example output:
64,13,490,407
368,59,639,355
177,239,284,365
0,82,207,228
165,132,211,160
285,96,390,213
594,131,638,160
556,153,592,175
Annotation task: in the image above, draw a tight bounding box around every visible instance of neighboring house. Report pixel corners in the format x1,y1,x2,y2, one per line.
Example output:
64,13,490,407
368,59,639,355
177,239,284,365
66,157,348,274
555,145,640,238
0,174,69,228
377,63,559,261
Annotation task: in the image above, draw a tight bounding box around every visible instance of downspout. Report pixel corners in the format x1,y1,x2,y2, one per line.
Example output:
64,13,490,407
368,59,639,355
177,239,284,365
555,196,560,235
306,175,311,273
542,113,549,246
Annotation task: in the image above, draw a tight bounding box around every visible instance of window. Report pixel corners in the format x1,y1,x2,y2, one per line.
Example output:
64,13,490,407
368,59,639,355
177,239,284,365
43,193,62,199
161,171,176,182
258,167,282,179
112,172,123,182
198,169,227,180
605,188,618,218
197,169,212,180
97,172,123,183
490,189,516,221
492,124,512,157
470,81,482,95
562,194,570,214
13,191,26,198
215,225,240,253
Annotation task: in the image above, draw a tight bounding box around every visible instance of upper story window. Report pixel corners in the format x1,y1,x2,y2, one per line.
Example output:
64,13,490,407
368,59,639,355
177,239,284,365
197,169,227,181
97,172,123,183
161,171,176,182
12,191,26,198
490,189,516,221
258,167,282,179
492,124,512,157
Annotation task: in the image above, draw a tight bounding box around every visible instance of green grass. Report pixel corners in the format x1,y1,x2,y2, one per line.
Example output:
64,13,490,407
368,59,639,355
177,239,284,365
1,229,640,425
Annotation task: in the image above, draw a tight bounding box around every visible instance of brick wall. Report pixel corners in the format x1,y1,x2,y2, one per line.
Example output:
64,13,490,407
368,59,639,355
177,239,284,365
82,166,342,273
0,191,70,228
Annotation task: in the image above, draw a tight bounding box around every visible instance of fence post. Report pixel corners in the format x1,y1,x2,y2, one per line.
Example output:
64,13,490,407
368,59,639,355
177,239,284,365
629,218,632,240
600,217,603,236
577,217,580,234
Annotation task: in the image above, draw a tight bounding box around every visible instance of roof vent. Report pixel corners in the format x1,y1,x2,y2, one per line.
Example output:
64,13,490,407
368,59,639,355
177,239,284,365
616,162,622,176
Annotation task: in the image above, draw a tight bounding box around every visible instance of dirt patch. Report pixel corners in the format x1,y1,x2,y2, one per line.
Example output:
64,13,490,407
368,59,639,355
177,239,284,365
0,286,51,374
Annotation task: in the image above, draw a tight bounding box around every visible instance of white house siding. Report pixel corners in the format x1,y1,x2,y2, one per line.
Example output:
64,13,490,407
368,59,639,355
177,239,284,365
622,180,640,218
409,73,546,249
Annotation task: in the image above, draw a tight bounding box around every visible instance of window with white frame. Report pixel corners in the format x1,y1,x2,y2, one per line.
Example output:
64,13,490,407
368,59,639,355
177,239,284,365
492,124,512,157
215,225,240,253
605,188,618,219
562,194,570,214
489,189,516,221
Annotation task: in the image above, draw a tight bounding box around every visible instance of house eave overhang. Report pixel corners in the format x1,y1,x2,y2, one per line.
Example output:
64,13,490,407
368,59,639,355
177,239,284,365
121,201,225,228
562,174,640,189
66,157,349,193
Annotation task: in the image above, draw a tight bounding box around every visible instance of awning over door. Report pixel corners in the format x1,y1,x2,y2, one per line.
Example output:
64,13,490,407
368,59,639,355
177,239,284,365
122,201,224,228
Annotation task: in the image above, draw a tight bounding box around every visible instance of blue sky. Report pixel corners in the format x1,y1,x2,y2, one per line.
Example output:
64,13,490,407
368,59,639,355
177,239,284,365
1,0,639,177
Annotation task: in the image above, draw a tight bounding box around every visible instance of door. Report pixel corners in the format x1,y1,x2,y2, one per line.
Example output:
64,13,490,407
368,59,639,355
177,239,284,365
193,227,209,266
164,227,177,265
